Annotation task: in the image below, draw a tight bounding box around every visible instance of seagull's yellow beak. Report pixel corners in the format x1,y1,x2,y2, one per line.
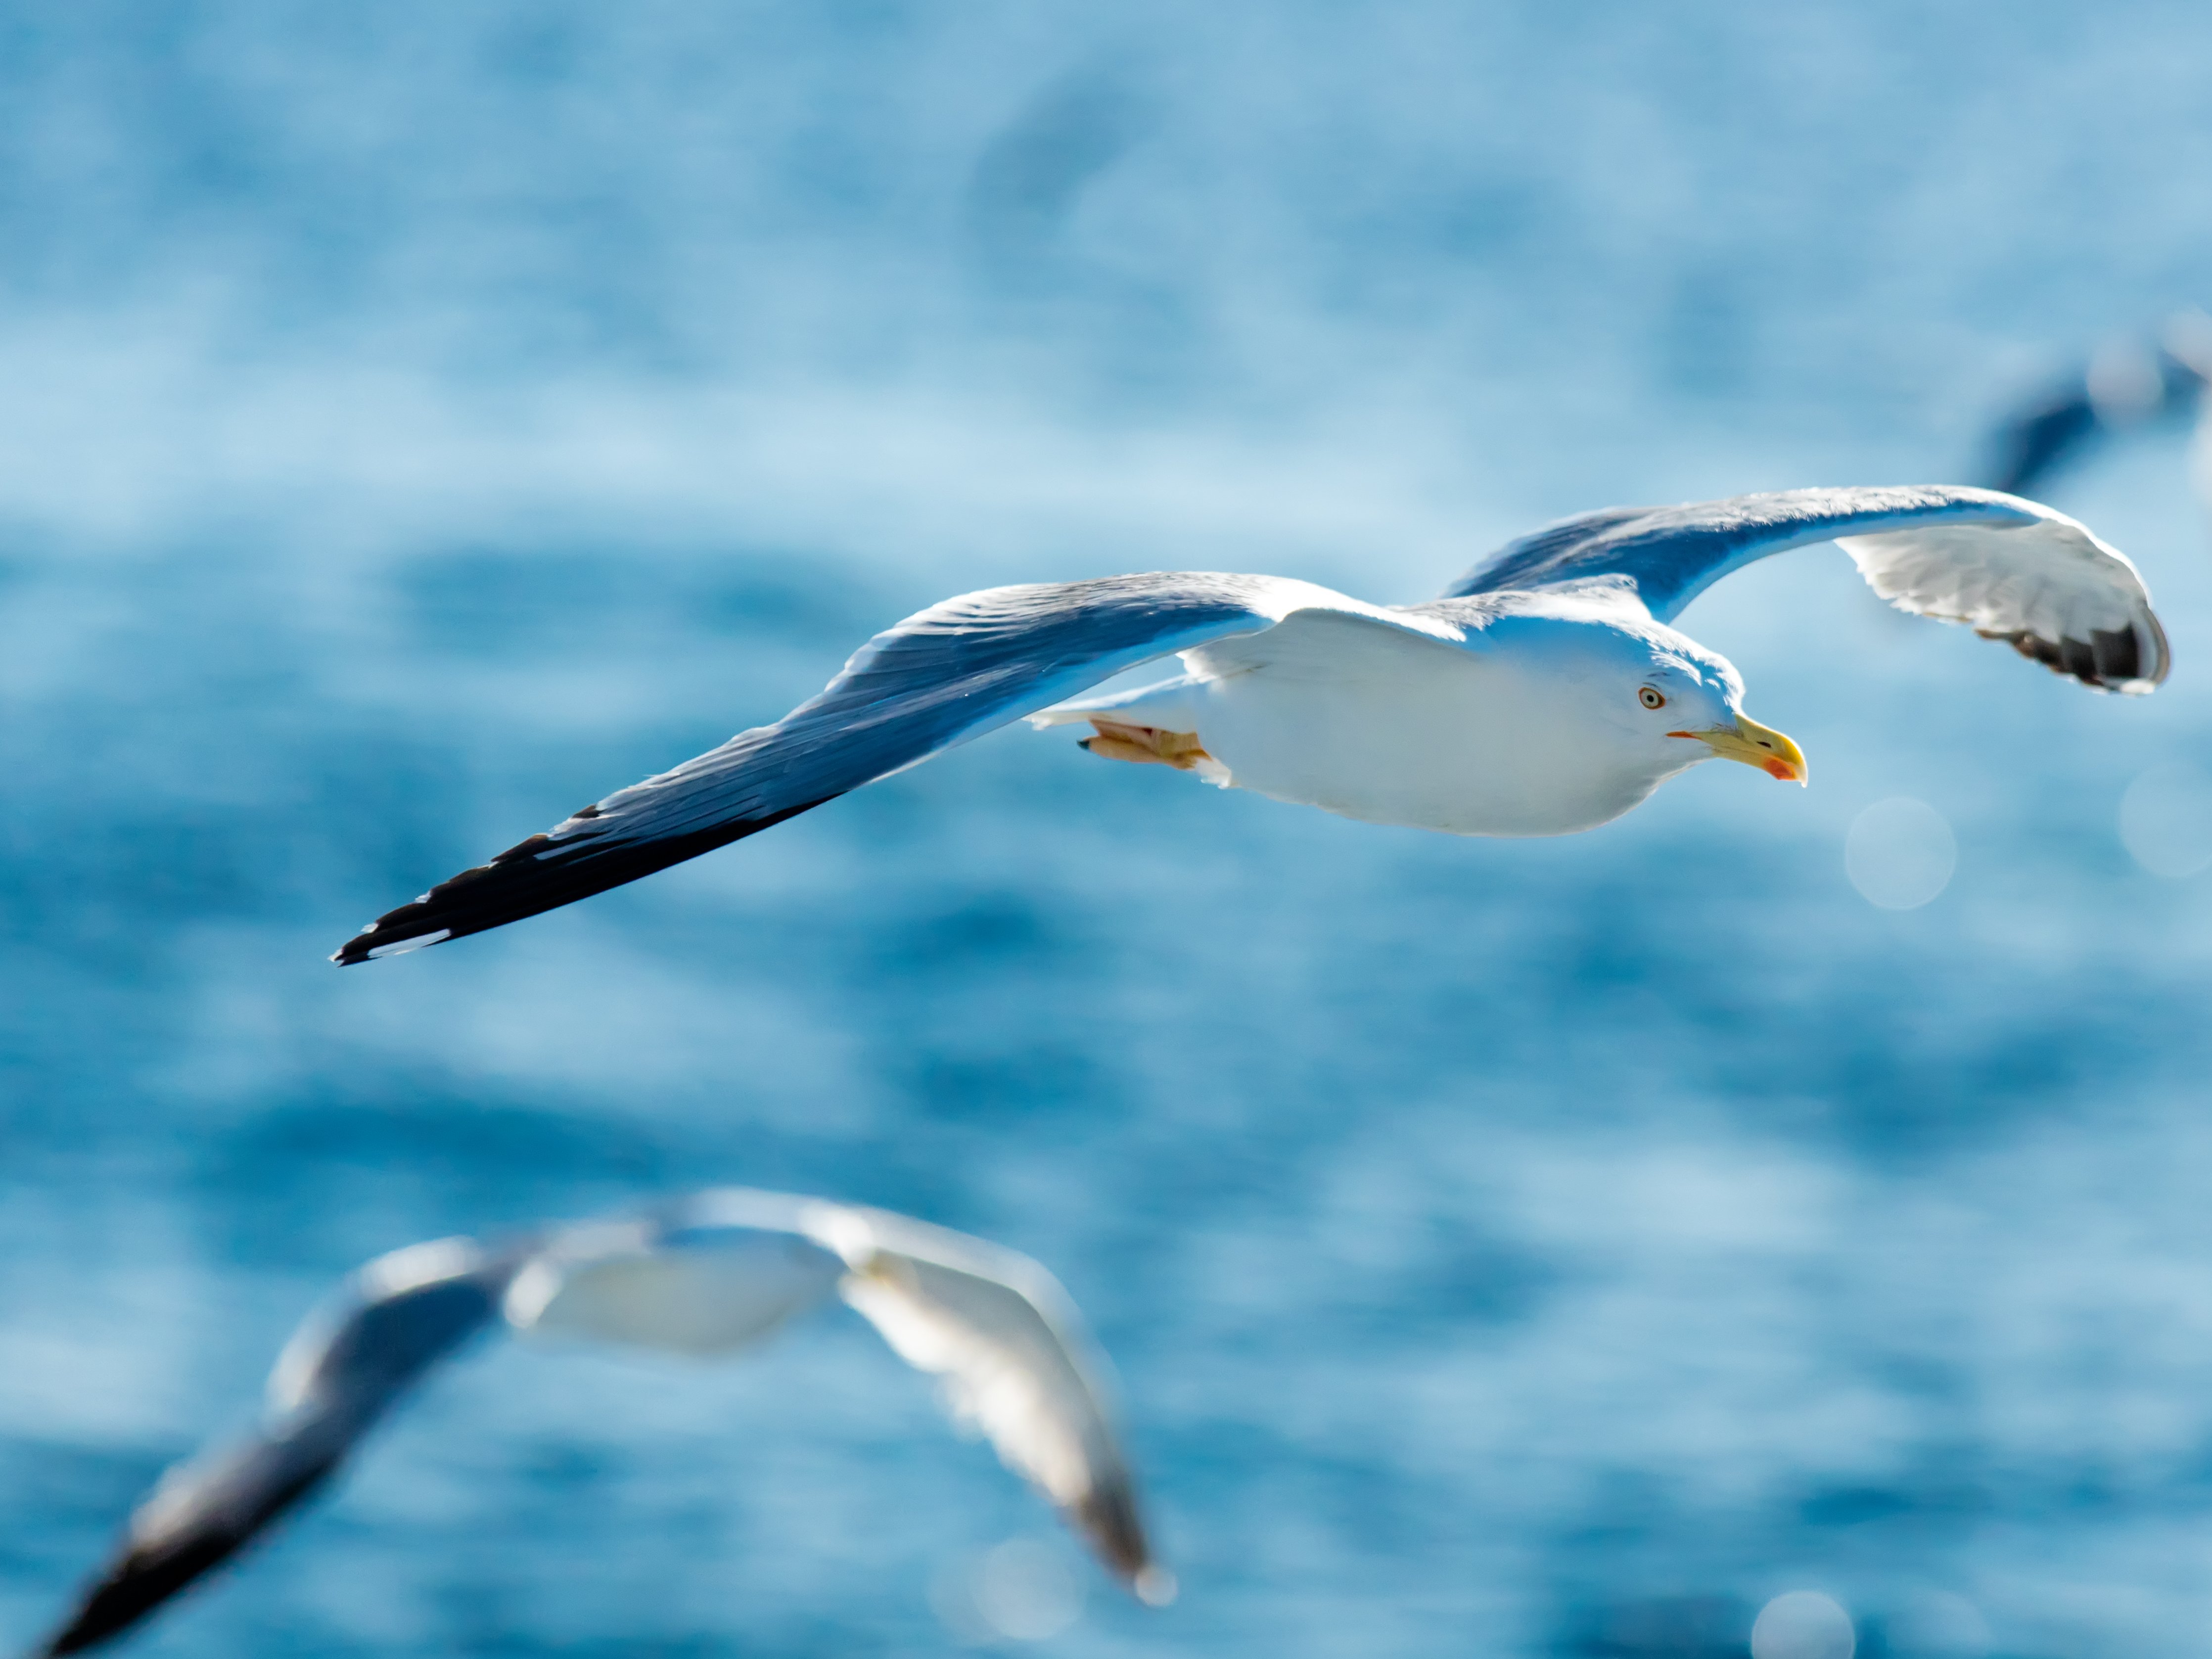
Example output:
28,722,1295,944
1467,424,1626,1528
1669,713,1807,784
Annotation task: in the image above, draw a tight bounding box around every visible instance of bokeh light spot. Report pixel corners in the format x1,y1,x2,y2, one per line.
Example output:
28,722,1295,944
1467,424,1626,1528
1844,797,1956,910
2118,763,2212,878
1751,1590,1855,1659
966,1538,1085,1642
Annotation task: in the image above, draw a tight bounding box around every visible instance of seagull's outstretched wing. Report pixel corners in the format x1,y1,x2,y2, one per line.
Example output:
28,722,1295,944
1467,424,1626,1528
511,1189,1172,1602
804,1201,1174,1605
36,1240,519,1658
334,573,1447,963
1442,485,2168,693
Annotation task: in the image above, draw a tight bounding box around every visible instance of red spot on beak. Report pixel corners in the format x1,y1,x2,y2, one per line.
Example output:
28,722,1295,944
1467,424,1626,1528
1762,757,1796,781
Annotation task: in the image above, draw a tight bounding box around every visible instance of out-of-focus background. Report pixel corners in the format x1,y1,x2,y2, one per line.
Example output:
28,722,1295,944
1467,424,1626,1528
2,4,2212,1656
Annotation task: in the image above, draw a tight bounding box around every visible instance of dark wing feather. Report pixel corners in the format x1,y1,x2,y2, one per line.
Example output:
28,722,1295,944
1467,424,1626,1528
332,573,1313,962
38,1434,344,1657
1441,485,2167,693
37,1242,516,1656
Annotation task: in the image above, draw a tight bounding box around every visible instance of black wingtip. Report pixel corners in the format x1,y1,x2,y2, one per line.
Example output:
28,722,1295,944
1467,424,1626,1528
329,800,832,965
33,1526,264,1657
1978,619,2167,693
330,828,583,966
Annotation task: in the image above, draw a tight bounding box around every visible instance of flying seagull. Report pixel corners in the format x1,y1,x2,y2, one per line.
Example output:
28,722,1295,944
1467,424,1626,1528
34,1189,1169,1657
1982,311,2212,498
333,484,2168,964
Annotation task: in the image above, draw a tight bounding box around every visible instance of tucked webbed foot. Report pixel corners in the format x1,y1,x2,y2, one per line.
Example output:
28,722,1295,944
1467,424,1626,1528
1078,719,1216,771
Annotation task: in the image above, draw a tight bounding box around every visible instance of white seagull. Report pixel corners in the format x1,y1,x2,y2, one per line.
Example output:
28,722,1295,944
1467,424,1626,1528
334,484,2168,964
35,1189,1169,1657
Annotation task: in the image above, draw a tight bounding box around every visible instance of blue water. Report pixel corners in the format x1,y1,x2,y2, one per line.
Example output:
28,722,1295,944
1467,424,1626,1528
4,4,2212,1655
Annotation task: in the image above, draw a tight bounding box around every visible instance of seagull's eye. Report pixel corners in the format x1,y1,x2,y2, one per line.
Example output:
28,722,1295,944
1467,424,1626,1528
1638,687,1666,710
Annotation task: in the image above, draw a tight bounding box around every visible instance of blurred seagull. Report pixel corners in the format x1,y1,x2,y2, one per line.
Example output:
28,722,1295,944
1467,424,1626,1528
1982,311,2212,498
334,484,2168,963
34,1189,1169,1657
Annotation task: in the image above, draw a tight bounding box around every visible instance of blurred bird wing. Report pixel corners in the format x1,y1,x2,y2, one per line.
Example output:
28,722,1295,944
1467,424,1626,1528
1441,484,2167,692
267,1235,502,1413
38,1238,515,1658
1982,379,2106,497
1982,324,2212,496
333,573,1451,961
802,1201,1170,1602
505,1198,846,1358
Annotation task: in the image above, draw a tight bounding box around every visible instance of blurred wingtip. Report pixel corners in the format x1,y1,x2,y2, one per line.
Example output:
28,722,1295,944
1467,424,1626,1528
30,1568,168,1659
1071,1479,1171,1607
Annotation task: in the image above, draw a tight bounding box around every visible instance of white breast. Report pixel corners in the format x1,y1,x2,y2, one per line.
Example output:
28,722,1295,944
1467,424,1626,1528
1179,611,1683,836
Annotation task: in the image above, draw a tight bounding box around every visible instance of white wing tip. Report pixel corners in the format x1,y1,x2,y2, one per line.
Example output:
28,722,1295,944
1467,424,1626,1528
359,929,450,960
1134,1566,1178,1606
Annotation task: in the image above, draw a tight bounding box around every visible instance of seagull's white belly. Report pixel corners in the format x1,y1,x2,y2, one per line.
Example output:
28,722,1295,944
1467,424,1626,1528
1185,645,1674,837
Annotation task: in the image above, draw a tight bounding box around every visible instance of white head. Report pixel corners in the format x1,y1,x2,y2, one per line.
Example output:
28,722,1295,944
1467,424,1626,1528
1598,619,1803,783
1482,597,1807,826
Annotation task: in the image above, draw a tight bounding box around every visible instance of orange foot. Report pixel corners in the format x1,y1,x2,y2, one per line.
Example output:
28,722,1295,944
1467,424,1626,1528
1079,719,1216,771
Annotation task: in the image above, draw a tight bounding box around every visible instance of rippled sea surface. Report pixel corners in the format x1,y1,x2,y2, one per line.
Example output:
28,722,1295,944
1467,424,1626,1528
4,5,2212,1656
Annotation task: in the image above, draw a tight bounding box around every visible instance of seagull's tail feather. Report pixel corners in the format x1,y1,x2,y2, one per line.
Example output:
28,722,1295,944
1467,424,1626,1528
329,800,829,965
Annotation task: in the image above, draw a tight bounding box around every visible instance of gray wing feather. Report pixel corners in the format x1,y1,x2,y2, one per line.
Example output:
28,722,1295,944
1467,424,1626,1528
522,1189,1172,1599
806,1202,1172,1603
333,573,1312,962
1443,485,2167,692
